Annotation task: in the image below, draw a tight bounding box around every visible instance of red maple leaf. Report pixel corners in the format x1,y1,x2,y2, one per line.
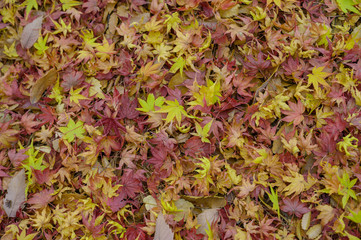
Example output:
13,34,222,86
107,195,128,212
148,147,167,170
96,135,122,157
61,70,84,91
82,213,106,237
118,92,139,120
8,149,28,167
38,106,57,128
118,169,146,199
281,197,309,218
281,100,305,126
33,168,56,185
0,166,9,177
21,113,39,134
83,0,99,14
125,224,147,240
27,188,55,209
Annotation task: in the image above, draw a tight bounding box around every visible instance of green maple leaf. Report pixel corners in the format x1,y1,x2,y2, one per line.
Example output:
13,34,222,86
156,99,192,124
193,120,213,143
346,210,361,223
49,80,63,104
25,0,38,18
336,0,361,14
69,87,88,105
267,186,280,218
169,56,186,76
164,12,181,33
60,0,82,11
34,33,49,55
59,119,86,142
307,66,331,94
136,93,165,113
338,172,358,208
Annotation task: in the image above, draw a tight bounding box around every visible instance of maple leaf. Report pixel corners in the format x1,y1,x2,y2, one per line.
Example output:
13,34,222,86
281,100,305,125
49,80,64,104
34,33,49,55
156,99,191,124
60,0,82,11
148,146,167,170
266,186,280,218
153,43,173,62
281,197,309,218
192,120,213,143
164,12,181,33
97,136,121,157
307,66,332,94
169,56,187,76
336,0,361,14
82,213,106,238
189,79,222,107
27,188,55,209
20,113,39,134
34,126,54,143
3,41,18,58
52,18,72,37
316,205,335,225
87,77,104,99
16,230,37,240
95,38,116,61
118,170,145,199
346,209,361,223
61,70,84,91
337,172,358,208
83,0,99,14
59,118,86,142
283,171,308,196
69,87,88,105
118,93,139,119
138,61,162,81
25,0,38,18
137,93,165,113
31,208,53,231
337,134,358,156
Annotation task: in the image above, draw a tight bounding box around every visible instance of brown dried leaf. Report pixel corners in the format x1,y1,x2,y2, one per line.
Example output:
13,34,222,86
3,169,26,217
306,224,322,239
154,213,174,240
21,16,43,49
316,205,335,226
30,68,58,103
196,208,220,235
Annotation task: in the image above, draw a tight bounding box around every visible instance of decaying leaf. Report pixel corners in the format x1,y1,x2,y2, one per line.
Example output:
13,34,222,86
30,68,58,103
21,16,43,49
3,169,26,217
154,213,174,240
301,211,311,231
196,208,220,235
306,224,322,239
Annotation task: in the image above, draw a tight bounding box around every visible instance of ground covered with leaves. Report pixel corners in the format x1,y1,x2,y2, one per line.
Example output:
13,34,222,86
2,0,361,239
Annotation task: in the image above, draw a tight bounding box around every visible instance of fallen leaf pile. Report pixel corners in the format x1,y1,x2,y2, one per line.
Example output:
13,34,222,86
1,0,361,239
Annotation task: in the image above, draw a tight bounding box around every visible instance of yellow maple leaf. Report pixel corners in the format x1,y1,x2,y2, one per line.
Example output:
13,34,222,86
69,87,88,105
95,38,116,61
283,170,307,196
138,61,162,81
307,66,332,94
